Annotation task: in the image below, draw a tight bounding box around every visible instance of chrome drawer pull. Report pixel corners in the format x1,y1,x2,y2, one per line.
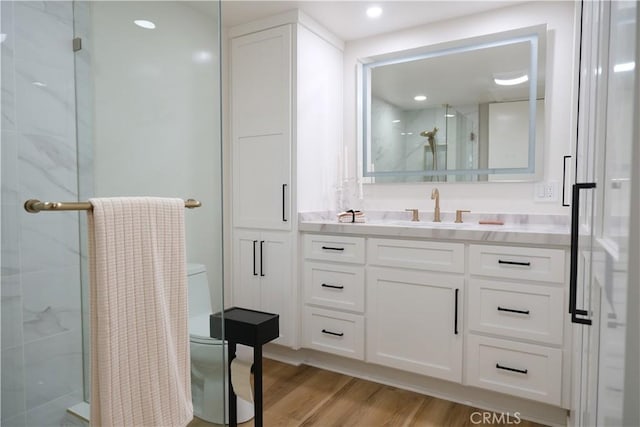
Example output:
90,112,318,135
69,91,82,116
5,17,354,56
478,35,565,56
498,259,531,267
497,306,530,315
321,329,344,337
321,246,345,251
496,363,528,375
321,283,344,290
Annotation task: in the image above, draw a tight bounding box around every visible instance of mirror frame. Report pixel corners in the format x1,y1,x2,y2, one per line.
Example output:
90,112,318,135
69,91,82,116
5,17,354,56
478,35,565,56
360,26,546,180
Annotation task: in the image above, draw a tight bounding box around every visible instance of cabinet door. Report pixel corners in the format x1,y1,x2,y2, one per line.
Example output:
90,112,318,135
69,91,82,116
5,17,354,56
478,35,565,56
232,230,261,310
231,25,292,230
366,267,464,383
259,232,293,346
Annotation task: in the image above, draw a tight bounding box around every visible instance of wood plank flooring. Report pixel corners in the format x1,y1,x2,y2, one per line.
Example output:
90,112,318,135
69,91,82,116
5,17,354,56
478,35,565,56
188,359,547,427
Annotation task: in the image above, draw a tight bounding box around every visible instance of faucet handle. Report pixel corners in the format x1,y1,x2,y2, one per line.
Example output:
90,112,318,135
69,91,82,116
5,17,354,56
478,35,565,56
405,208,420,222
455,210,471,223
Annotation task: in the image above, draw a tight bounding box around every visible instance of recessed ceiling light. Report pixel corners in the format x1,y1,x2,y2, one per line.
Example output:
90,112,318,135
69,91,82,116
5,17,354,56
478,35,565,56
414,95,427,101
192,50,213,64
494,74,529,86
134,19,156,29
32,81,47,87
614,62,635,73
445,114,456,118
392,119,401,123
400,132,406,136
366,6,383,18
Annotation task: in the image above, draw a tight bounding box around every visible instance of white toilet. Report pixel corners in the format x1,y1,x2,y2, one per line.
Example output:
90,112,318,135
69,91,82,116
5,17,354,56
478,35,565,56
188,263,254,424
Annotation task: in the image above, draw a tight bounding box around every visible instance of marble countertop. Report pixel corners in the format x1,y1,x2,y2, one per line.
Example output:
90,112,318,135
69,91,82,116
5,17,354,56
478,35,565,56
298,211,571,246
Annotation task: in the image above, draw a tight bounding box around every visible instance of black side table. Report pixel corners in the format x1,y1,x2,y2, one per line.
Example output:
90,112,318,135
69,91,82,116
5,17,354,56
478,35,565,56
210,307,279,427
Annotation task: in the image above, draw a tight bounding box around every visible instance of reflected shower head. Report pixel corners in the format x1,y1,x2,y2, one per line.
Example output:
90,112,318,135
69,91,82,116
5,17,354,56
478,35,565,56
420,127,438,139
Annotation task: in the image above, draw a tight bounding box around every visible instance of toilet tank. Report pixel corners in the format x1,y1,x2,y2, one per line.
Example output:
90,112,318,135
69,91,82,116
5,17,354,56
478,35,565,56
187,263,212,317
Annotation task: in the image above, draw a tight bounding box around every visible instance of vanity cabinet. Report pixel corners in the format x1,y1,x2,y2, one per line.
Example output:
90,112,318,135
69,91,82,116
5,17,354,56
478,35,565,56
367,267,463,382
465,244,566,406
366,238,464,382
231,25,292,231
468,244,565,283
303,234,365,265
229,11,343,349
466,335,562,405
301,236,464,379
300,234,570,408
304,262,365,312
467,279,564,345
230,11,343,231
302,234,365,360
367,238,464,273
232,230,293,346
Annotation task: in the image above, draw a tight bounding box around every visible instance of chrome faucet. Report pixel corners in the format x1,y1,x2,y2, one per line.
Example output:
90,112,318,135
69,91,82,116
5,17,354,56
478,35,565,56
431,188,441,222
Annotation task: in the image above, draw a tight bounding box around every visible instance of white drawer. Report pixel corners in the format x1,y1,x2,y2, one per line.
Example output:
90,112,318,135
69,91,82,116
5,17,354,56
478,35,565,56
367,238,464,273
304,234,365,264
466,335,562,406
468,279,564,345
469,244,565,283
303,307,364,360
304,262,365,313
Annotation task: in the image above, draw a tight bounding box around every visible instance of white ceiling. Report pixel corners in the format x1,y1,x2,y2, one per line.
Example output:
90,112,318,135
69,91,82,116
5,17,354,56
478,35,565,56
221,1,524,41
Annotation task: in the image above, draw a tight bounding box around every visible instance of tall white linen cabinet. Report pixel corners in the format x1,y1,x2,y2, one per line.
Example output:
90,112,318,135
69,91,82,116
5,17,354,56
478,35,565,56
229,11,344,347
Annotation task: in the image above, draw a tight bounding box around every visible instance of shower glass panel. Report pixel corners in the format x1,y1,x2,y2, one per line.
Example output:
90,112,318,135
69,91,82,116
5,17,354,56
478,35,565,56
1,2,84,425
73,0,225,422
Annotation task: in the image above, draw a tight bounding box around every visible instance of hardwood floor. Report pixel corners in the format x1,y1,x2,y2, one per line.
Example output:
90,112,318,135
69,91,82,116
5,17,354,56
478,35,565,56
188,359,546,427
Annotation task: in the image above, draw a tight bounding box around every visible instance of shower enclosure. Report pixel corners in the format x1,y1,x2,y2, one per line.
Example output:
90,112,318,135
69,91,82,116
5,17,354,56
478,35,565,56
370,101,479,183
1,1,225,425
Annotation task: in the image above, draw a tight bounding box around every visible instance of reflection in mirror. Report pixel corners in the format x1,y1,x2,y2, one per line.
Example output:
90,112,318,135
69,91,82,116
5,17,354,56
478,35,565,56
362,26,546,183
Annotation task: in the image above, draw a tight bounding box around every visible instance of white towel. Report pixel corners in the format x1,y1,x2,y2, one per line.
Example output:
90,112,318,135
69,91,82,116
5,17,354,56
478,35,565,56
337,210,366,223
88,197,193,427
338,216,366,223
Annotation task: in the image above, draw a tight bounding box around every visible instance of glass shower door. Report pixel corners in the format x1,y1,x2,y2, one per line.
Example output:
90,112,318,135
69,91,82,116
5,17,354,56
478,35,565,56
572,1,638,425
72,0,225,423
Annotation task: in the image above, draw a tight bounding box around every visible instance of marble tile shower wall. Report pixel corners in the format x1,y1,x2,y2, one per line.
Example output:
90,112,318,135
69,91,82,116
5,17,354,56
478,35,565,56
1,2,83,426
370,96,447,184
371,96,404,178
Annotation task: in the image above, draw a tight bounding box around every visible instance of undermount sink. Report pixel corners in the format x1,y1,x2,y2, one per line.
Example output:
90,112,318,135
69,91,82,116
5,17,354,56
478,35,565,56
380,220,474,228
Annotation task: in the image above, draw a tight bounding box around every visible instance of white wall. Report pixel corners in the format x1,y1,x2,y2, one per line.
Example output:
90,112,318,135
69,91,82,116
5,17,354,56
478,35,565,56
90,2,224,311
343,1,578,214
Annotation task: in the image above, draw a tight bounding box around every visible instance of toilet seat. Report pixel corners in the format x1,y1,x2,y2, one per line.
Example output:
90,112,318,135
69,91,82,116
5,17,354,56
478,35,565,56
191,336,223,345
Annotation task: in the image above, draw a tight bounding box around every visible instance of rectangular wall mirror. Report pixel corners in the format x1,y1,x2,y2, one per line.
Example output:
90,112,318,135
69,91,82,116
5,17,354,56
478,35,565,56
361,25,547,183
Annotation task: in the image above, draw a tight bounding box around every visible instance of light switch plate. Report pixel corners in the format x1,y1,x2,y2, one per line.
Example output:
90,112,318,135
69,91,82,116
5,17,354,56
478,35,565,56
534,181,558,202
